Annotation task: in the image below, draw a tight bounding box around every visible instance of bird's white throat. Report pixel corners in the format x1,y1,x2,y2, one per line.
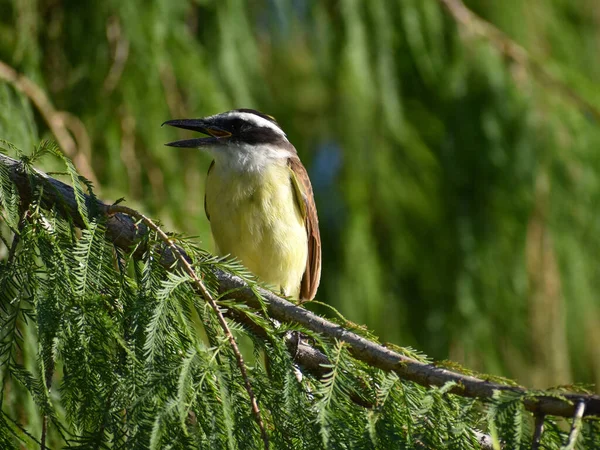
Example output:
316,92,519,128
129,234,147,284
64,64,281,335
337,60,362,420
208,142,294,174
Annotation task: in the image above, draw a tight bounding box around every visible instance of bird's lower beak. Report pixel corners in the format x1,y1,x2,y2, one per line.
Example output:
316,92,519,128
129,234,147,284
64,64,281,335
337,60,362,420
162,119,231,148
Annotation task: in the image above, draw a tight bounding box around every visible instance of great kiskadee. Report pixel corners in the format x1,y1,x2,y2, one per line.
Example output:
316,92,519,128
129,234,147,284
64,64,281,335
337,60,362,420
164,109,321,301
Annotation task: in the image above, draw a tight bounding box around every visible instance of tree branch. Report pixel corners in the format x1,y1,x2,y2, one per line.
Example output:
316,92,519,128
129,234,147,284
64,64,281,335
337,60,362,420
0,60,98,186
437,0,600,123
1,152,600,420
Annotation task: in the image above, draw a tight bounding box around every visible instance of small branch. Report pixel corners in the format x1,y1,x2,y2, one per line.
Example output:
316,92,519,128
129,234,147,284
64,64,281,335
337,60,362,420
0,59,98,186
563,402,585,450
57,112,93,171
118,109,142,198
104,16,130,93
7,228,21,262
1,410,43,447
531,413,544,450
40,339,55,450
109,204,269,450
40,415,47,450
159,63,187,120
2,152,600,420
437,0,600,123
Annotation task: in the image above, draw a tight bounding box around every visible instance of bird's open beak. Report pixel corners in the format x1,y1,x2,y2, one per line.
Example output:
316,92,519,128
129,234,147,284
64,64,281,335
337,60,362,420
162,119,232,148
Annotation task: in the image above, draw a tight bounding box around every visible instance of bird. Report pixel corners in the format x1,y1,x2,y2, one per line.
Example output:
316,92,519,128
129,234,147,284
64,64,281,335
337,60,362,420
163,109,321,301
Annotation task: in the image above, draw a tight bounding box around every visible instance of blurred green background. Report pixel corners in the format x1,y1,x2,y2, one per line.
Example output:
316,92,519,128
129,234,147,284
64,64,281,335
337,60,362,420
1,0,600,391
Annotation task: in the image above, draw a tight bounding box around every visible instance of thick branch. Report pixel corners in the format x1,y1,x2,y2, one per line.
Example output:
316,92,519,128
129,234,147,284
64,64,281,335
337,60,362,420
1,152,599,419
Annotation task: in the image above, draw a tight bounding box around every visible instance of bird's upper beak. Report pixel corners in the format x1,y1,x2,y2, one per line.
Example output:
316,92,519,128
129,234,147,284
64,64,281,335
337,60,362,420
162,118,232,148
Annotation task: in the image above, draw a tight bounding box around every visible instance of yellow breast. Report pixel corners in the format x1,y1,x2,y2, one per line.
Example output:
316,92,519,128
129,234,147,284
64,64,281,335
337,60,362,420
205,162,308,298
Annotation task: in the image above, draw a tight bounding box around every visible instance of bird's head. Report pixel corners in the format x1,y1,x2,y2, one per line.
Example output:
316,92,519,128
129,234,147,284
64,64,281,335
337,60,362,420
163,109,295,172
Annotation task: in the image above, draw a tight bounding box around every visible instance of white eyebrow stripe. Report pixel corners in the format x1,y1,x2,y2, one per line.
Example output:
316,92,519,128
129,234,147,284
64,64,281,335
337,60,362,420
216,111,287,137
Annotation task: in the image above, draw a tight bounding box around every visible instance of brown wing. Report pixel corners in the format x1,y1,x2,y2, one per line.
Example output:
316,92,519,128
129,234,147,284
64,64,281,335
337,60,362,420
204,160,215,221
289,157,322,301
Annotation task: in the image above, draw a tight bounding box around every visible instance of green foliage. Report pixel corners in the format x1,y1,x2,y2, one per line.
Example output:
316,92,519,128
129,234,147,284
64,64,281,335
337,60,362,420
2,0,600,447
1,0,600,393
2,146,599,450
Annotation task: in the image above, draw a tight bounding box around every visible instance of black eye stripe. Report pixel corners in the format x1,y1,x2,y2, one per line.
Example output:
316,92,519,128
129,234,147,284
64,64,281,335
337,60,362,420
237,127,285,145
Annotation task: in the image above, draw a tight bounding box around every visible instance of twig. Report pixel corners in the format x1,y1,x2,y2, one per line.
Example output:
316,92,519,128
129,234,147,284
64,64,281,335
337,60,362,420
2,152,600,420
40,336,55,450
57,112,93,165
7,212,55,450
562,402,586,450
531,413,544,450
1,410,43,447
108,204,269,450
7,228,21,262
159,63,187,120
40,415,47,450
437,0,600,123
0,59,98,186
118,109,141,198
104,16,130,93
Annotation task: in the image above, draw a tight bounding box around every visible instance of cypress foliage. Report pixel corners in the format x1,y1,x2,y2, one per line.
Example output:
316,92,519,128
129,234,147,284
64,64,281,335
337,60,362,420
2,0,600,448
2,0,600,391
1,144,599,449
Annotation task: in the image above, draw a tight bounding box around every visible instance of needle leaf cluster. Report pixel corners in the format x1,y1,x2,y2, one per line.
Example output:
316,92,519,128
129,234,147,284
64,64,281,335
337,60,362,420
1,144,599,449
